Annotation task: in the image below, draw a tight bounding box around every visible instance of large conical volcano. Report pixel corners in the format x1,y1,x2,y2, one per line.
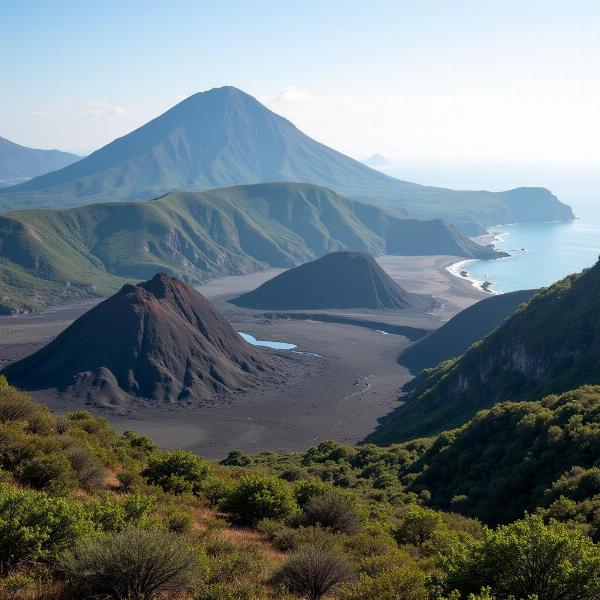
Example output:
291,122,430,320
3,273,275,407
232,251,412,310
0,87,573,234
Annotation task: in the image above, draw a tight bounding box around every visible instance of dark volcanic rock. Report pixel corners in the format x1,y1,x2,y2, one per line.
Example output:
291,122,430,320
3,273,275,407
232,251,412,310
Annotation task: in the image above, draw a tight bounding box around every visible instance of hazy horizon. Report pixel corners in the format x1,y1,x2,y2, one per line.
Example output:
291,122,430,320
2,1,598,165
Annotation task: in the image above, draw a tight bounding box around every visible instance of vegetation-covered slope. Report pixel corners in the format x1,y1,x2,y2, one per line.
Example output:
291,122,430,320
0,136,80,187
368,259,600,443
0,87,573,234
0,182,499,314
1,376,599,600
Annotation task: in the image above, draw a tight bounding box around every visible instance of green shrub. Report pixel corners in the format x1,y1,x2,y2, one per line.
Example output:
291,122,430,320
220,449,252,467
122,430,157,457
272,525,339,553
167,509,195,534
222,475,297,525
195,582,263,600
0,384,38,423
273,546,354,600
116,469,139,492
341,562,427,600
18,454,77,495
199,475,234,506
85,491,155,532
60,527,199,600
0,484,92,574
142,449,211,495
294,480,332,508
208,546,265,584
302,492,361,533
394,505,444,548
440,514,600,599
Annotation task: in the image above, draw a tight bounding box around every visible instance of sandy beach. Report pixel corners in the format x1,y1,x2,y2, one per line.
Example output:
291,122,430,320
0,255,486,457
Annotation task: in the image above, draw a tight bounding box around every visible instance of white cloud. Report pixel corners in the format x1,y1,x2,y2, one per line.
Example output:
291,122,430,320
64,99,127,117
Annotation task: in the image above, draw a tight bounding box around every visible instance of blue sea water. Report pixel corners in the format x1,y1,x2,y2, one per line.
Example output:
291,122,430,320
466,209,600,292
385,162,600,293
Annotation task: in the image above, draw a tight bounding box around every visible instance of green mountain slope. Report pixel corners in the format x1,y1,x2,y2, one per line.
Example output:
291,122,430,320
0,87,573,234
0,182,500,313
367,258,600,444
0,136,80,186
406,386,600,527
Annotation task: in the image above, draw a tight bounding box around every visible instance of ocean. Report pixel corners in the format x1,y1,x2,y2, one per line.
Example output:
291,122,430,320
385,162,600,293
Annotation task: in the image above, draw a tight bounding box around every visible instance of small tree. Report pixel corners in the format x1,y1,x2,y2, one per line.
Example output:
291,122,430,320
142,449,210,494
60,527,199,600
394,506,443,548
274,546,354,600
220,449,252,467
442,514,600,599
222,474,297,525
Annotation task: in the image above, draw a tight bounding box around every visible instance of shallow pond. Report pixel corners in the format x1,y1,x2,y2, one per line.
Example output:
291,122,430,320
238,332,297,350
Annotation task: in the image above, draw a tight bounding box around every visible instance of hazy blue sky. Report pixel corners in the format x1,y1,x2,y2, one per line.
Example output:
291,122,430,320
1,0,598,163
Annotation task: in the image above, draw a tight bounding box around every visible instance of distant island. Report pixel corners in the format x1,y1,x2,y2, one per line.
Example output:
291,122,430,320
362,153,391,168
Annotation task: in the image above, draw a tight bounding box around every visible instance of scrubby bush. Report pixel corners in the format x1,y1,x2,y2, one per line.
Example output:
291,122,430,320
222,475,297,525
60,527,199,600
142,449,211,494
64,444,106,491
0,380,37,423
18,453,78,495
195,582,265,600
341,562,427,600
273,546,354,600
220,449,252,467
116,469,139,492
86,491,155,532
0,484,92,574
294,479,332,508
167,509,195,534
272,525,339,553
302,492,361,533
207,544,265,584
122,429,157,458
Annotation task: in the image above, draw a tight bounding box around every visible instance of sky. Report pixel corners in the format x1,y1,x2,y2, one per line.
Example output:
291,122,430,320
1,0,599,165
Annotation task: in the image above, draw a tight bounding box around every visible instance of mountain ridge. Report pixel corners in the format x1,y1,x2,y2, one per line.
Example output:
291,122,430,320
0,136,80,186
0,87,574,234
0,182,501,314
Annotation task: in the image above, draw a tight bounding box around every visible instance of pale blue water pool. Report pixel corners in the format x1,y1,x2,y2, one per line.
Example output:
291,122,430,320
238,332,297,350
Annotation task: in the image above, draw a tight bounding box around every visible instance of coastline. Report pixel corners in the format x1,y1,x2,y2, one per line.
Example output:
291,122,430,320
446,228,509,294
